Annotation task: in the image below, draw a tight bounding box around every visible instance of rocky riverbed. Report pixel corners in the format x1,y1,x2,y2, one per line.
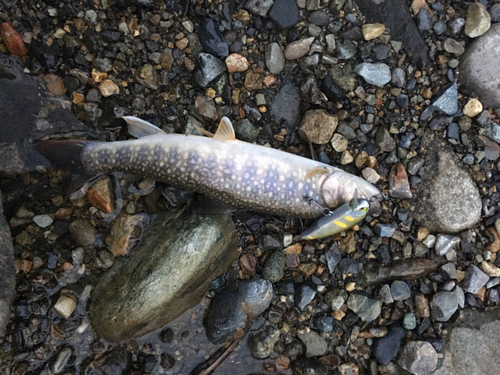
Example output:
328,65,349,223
2,0,500,374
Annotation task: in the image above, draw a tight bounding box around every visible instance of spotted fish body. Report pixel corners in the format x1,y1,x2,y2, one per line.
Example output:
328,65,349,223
301,196,369,239
39,117,380,219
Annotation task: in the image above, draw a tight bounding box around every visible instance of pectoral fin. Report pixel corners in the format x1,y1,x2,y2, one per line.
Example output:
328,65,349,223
304,166,330,181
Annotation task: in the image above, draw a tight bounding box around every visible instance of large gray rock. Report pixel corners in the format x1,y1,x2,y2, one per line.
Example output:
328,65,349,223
433,308,500,375
459,23,500,108
89,204,238,342
0,191,16,336
411,135,481,233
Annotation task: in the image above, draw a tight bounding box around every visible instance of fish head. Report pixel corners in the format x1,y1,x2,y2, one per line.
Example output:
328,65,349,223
321,169,381,209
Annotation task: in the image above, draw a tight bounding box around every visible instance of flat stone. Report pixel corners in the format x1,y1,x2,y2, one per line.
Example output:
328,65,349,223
459,24,500,108
331,133,348,152
443,38,465,55
69,218,98,247
225,53,249,73
431,83,458,115
284,37,315,60
362,23,385,40
135,64,160,90
33,214,53,228
271,84,302,127
411,136,482,233
389,163,412,199
89,204,238,342
298,330,328,357
98,79,119,97
87,177,114,214
434,234,460,256
462,265,489,294
194,53,226,88
464,3,491,38
373,224,395,238
373,325,406,365
362,167,380,184
295,283,317,310
299,109,338,144
347,293,381,322
431,291,458,322
265,42,285,75
482,120,500,144
398,341,438,375
391,67,405,87
480,261,500,277
354,63,391,87
390,280,411,301
199,18,228,58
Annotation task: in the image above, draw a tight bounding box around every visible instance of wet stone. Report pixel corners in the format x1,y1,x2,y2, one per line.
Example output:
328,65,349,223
322,75,345,101
337,41,357,60
391,280,411,301
54,294,77,318
33,214,53,228
431,83,458,115
435,234,460,256
372,325,406,365
398,341,438,375
248,325,280,359
69,219,97,247
265,42,285,75
135,64,160,90
298,330,328,357
354,63,391,87
269,0,300,29
312,315,335,332
295,283,317,310
262,251,286,282
235,119,259,143
431,291,458,322
462,265,489,294
260,235,281,251
284,37,314,60
443,38,465,55
195,53,226,88
347,293,381,322
199,18,228,58
292,357,328,375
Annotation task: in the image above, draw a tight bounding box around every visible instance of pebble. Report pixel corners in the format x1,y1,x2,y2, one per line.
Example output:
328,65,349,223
422,234,436,248
265,43,285,75
462,265,489,294
480,261,500,277
292,358,328,375
269,0,300,29
463,98,483,117
225,53,249,73
199,18,228,58
298,330,328,357
248,325,280,359
195,53,226,87
325,34,336,53
415,294,430,318
262,251,286,282
299,109,338,144
284,37,315,60
354,63,391,87
417,8,432,31
362,167,380,184
347,293,381,322
434,234,460,256
32,214,53,228
313,315,335,332
372,325,406,365
373,224,396,238
431,291,458,322
403,313,417,330
54,294,78,318
245,0,273,16
295,283,317,310
433,20,447,35
398,341,438,375
362,23,385,40
391,67,406,87
340,150,353,165
337,41,357,59
431,82,458,115
331,133,348,152
379,284,394,304
465,3,491,38
390,280,411,301
389,163,412,199
375,126,396,151
0,22,28,56
325,289,347,311
105,213,148,257
443,38,465,55
53,347,73,374
69,219,98,247
135,64,160,90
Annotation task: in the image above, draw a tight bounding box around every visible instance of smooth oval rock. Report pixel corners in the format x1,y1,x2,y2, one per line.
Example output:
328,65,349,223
464,3,490,38
89,204,238,342
204,279,274,345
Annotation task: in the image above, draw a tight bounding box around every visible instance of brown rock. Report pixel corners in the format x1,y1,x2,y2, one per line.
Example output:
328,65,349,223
195,95,217,121
87,177,114,214
389,162,412,199
105,213,149,257
99,80,120,97
45,74,67,95
362,23,385,40
284,243,302,255
299,109,338,144
298,262,317,277
480,261,500,277
284,37,314,60
0,22,28,56
69,219,98,247
414,293,430,317
225,53,250,73
239,253,257,278
244,70,263,90
91,69,107,83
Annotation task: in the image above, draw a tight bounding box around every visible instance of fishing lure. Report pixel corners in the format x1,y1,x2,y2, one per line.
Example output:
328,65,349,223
301,192,369,240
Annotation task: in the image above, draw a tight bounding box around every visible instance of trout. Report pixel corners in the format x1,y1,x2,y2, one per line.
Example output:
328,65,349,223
35,116,380,218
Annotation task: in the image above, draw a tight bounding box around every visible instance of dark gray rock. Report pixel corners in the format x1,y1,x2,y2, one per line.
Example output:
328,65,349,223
347,293,381,322
375,126,396,151
295,283,317,310
391,67,405,87
292,357,328,375
482,120,500,144
271,84,302,127
417,8,432,31
248,325,280,359
0,191,15,336
235,119,259,143
199,18,228,58
89,204,239,342
194,53,226,88
431,291,458,322
297,330,328,357
398,341,438,375
373,224,396,238
245,0,274,16
390,280,411,301
324,289,347,311
459,23,500,108
262,251,286,282
312,315,335,332
411,136,482,233
372,325,406,365
325,243,342,273
269,0,299,29
462,265,489,294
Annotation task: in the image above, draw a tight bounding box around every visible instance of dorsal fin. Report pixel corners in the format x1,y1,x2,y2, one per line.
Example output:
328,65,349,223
304,166,330,181
213,117,236,141
122,116,167,138
194,125,215,138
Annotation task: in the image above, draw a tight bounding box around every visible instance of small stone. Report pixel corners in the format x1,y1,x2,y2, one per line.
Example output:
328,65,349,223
52,347,73,374
69,219,98,247
440,263,458,280
389,163,412,199
331,133,348,152
373,224,395,238
463,98,483,117
372,325,406,365
299,109,338,144
379,284,394,304
265,42,285,75
375,126,396,151
391,67,406,88
347,293,381,322
432,83,458,115
431,291,458,322
325,34,336,53
422,235,436,248
262,251,286,282
434,234,460,256
325,289,348,311
465,3,491,38
87,177,114,214
98,79,119,97
417,8,432,31
284,37,315,60
33,214,53,228
340,151,353,165
248,325,280,359
199,18,228,58
298,330,328,357
354,63,391,87
338,362,359,375
480,261,500,277
105,213,149,257
295,283,317,310
443,38,465,55
135,64,160,90
362,167,380,184
54,294,77,318
391,280,411,301
362,23,385,40
225,53,249,73
269,0,300,29
398,341,438,375
415,294,430,318
403,313,417,330
245,0,273,16
462,265,489,294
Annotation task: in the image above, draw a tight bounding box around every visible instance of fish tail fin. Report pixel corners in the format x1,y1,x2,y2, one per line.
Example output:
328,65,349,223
34,140,92,171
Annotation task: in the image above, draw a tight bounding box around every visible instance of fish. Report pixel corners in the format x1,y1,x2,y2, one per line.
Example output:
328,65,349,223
301,191,369,240
35,116,381,219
